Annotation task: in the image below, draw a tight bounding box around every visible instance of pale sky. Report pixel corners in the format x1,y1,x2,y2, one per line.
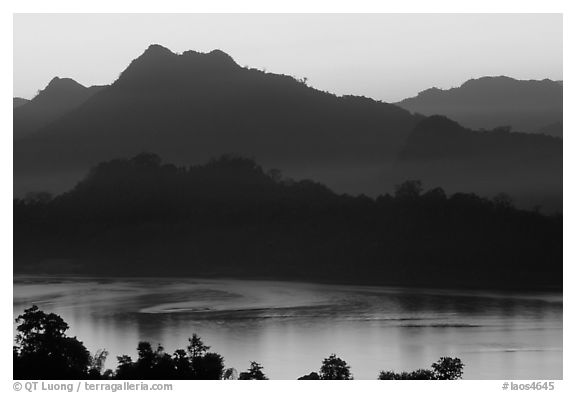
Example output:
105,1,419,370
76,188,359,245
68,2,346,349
13,13,562,102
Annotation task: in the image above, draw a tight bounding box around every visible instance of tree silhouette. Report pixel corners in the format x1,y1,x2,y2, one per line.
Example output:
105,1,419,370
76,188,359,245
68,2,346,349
394,180,423,200
88,349,109,378
192,352,225,379
431,357,464,380
173,349,193,379
319,354,352,380
378,369,435,380
378,357,464,380
14,305,92,379
187,333,210,359
115,355,136,379
238,361,268,380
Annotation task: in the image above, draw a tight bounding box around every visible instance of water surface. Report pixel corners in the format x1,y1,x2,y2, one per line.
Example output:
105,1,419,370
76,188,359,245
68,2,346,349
13,275,562,379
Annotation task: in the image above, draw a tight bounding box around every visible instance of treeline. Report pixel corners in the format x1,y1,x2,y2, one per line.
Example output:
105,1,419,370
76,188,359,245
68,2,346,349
13,306,464,380
14,153,562,290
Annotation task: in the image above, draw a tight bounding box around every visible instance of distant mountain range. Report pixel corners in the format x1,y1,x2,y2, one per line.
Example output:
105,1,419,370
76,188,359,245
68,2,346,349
14,45,420,197
13,45,562,211
14,77,106,139
396,76,563,137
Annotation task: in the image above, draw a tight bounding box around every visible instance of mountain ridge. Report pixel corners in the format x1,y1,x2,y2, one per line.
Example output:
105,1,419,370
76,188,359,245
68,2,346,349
13,77,107,139
13,45,562,211
396,76,563,137
14,45,421,197
14,153,562,290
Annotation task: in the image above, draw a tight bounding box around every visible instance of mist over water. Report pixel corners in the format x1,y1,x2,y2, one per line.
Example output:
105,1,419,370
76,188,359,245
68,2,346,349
13,276,562,380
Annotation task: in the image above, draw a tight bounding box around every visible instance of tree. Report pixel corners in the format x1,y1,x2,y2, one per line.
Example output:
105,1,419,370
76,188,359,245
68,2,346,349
88,349,109,378
378,369,434,380
394,180,423,200
493,193,513,210
267,168,283,183
422,187,447,202
131,152,162,168
187,333,210,359
319,354,352,380
431,357,464,380
238,361,268,380
173,349,193,379
378,357,464,380
14,305,92,379
192,352,225,379
135,342,156,372
115,355,136,379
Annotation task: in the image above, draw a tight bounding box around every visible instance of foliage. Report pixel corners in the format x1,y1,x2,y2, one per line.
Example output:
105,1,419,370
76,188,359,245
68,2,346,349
14,306,224,380
238,361,268,380
187,333,210,359
378,369,435,380
15,306,467,381
431,357,464,380
114,340,225,380
13,305,92,379
394,180,423,200
378,357,464,380
14,154,561,291
319,354,352,380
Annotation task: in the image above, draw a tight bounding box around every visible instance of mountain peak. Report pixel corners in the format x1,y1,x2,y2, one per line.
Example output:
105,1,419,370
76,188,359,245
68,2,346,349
460,76,521,89
116,45,240,87
207,49,236,61
44,76,86,91
33,77,89,103
178,48,238,67
142,44,176,57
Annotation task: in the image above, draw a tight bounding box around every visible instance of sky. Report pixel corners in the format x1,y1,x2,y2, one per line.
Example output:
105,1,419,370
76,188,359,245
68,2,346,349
13,13,562,102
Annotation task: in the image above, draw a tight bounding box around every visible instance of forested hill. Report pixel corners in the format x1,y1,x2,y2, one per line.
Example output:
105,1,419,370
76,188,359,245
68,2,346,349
14,45,420,197
14,153,562,291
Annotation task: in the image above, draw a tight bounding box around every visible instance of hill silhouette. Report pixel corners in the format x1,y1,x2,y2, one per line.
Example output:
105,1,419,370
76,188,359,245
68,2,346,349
396,76,562,137
13,77,107,139
13,46,562,211
13,97,29,108
14,153,562,290
14,44,421,197
395,116,562,212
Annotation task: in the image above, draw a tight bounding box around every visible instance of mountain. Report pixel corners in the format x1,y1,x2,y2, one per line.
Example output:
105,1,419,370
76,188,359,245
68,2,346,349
13,97,29,108
396,76,563,137
13,46,562,210
14,153,562,290
13,77,107,139
14,45,421,196
396,116,562,211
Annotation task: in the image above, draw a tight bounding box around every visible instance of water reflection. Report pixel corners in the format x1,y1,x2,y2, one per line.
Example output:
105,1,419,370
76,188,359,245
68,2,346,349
13,275,562,379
